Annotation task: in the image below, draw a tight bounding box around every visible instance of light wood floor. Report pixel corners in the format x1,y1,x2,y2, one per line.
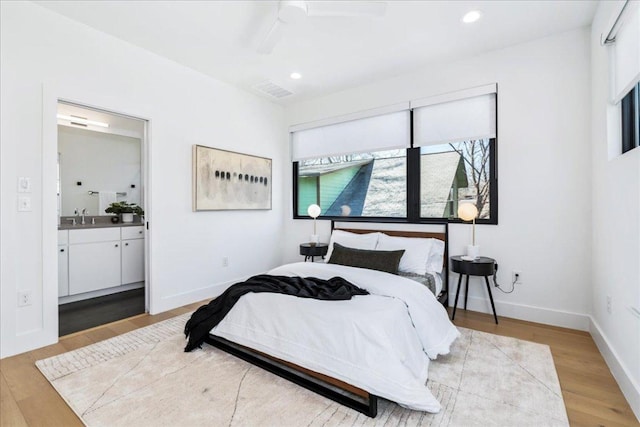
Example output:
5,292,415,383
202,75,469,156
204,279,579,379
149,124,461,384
1,304,638,426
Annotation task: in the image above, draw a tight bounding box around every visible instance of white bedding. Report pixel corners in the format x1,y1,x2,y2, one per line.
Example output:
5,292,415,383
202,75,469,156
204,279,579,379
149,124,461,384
210,262,459,412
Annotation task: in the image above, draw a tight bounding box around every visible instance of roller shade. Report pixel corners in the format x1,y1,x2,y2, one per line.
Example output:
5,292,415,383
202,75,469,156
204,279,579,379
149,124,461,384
412,84,497,147
290,105,410,161
607,1,640,103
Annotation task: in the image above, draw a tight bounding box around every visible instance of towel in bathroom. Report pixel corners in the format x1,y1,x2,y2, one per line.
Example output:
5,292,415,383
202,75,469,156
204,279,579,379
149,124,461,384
98,191,117,214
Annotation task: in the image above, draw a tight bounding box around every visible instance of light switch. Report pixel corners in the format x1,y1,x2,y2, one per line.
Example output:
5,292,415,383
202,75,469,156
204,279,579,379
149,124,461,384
18,177,31,193
18,196,32,212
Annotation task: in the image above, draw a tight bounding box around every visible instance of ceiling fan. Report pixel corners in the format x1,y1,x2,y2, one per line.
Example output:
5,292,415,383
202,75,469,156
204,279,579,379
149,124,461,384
257,0,387,54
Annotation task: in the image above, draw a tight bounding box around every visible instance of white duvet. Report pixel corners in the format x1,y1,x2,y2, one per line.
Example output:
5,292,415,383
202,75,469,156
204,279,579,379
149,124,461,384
210,262,459,412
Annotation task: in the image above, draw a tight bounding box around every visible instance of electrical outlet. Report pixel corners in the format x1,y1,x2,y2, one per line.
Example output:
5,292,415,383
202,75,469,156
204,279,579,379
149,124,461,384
17,291,32,307
222,256,229,267
512,271,522,285
606,295,612,314
18,196,32,212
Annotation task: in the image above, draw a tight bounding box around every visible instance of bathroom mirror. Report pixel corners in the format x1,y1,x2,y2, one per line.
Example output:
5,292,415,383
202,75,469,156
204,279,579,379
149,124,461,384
57,102,145,217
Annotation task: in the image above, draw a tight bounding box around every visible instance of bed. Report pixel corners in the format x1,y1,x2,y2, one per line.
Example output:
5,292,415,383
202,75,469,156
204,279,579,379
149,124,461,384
199,222,459,417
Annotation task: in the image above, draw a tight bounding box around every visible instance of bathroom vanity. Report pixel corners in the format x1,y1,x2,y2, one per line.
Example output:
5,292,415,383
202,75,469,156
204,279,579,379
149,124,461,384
58,220,144,302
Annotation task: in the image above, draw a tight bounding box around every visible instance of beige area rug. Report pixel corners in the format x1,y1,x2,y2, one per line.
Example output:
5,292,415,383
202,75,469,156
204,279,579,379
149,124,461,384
36,313,569,426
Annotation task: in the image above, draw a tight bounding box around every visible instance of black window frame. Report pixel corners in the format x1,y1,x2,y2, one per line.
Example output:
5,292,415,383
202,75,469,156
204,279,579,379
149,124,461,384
293,137,498,225
621,82,639,155
411,138,498,225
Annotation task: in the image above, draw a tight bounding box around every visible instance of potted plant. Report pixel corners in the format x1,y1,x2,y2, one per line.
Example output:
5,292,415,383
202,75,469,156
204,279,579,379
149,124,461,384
105,202,144,223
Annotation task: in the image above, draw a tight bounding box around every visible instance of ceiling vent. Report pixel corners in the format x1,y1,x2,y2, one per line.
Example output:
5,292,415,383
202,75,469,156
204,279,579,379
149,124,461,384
252,80,293,99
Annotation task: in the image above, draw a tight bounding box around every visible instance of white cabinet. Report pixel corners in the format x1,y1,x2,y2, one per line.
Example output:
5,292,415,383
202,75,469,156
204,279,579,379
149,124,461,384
58,229,68,245
58,230,69,297
62,226,144,297
122,227,144,285
121,226,144,240
58,245,69,297
69,240,122,294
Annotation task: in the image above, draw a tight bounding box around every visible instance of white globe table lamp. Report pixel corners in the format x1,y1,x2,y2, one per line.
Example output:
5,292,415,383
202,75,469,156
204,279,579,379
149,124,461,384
458,202,480,259
307,204,321,245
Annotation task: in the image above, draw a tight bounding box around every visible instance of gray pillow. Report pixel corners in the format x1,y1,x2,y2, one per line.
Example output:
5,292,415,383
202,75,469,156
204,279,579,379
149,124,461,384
328,243,405,274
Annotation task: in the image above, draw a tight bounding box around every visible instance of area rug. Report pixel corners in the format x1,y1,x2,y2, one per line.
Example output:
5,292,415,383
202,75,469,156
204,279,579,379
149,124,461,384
36,313,569,426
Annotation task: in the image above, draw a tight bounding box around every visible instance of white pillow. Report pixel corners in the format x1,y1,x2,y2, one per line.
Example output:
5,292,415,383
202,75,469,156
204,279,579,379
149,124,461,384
325,230,380,262
376,233,433,275
426,238,445,274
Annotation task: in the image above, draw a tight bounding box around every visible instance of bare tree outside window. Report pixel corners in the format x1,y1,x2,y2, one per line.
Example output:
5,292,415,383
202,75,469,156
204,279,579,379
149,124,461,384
419,139,491,219
449,139,491,218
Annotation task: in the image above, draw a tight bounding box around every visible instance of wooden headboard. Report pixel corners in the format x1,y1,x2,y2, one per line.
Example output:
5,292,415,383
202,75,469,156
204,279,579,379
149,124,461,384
331,221,449,306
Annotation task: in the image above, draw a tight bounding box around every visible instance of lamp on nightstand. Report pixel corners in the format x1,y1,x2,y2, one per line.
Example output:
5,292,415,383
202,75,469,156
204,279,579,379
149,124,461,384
458,201,479,259
307,204,321,246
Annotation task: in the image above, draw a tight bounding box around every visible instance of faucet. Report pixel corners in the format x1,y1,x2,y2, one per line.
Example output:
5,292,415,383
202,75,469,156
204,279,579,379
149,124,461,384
81,208,88,225
70,208,79,226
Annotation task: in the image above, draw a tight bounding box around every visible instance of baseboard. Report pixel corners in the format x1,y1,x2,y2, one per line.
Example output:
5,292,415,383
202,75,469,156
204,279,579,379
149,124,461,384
450,294,590,331
59,282,144,305
151,274,251,314
589,317,640,421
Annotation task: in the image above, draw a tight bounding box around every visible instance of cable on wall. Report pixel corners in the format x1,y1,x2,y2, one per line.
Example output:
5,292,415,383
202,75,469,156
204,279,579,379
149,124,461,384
492,263,515,294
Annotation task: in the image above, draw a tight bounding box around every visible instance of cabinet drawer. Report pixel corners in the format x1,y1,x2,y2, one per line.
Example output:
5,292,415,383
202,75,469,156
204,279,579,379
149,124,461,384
69,227,120,244
58,230,68,245
121,226,145,240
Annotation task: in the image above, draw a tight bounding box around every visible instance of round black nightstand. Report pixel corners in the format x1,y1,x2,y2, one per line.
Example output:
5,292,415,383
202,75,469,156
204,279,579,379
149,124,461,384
450,255,498,324
299,243,328,262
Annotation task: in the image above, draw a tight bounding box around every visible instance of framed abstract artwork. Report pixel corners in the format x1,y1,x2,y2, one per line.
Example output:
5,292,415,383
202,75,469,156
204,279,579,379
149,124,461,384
193,145,272,211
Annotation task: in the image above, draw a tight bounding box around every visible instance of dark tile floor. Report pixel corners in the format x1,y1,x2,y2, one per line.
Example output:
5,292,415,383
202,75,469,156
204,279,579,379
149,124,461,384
59,288,145,336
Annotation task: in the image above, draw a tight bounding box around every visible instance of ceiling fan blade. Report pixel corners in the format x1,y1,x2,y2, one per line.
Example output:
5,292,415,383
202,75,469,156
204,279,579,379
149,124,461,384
257,19,284,55
305,1,386,17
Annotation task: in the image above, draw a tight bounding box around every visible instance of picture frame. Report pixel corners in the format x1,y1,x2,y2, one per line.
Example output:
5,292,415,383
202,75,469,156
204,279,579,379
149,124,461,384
192,144,272,211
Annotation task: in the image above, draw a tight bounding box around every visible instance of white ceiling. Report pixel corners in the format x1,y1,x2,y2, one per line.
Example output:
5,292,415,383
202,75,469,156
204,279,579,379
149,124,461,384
36,0,598,105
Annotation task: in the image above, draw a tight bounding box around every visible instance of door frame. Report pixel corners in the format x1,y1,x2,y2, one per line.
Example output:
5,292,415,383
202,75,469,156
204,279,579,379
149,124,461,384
43,84,153,342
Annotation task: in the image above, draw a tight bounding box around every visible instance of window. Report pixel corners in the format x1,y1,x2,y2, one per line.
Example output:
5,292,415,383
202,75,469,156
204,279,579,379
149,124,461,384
293,141,497,223
621,82,639,154
420,139,495,220
292,85,498,223
603,1,639,155
296,150,406,217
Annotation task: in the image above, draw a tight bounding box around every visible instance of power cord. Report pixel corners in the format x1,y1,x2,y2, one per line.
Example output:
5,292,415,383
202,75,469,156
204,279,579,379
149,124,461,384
492,263,515,294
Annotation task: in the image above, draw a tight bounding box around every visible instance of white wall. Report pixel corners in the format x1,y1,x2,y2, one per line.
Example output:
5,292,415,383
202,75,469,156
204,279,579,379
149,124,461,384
0,2,286,358
589,1,640,419
283,27,593,330
58,126,142,216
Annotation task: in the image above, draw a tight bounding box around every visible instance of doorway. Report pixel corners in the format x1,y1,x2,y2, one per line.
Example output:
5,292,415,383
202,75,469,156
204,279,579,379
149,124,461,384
56,101,149,335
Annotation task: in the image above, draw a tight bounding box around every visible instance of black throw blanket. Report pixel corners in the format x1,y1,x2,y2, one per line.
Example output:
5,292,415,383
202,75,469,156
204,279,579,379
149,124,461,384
184,274,369,352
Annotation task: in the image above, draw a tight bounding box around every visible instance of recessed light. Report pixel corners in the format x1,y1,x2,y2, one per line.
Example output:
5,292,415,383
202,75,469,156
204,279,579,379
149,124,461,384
290,72,302,80
462,10,482,24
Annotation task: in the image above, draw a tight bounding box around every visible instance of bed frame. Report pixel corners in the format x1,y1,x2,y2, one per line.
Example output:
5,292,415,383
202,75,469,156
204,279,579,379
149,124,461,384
205,335,378,416
205,221,449,418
